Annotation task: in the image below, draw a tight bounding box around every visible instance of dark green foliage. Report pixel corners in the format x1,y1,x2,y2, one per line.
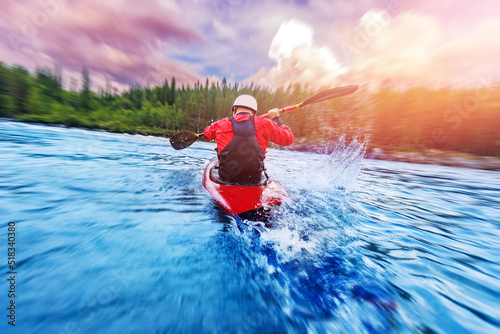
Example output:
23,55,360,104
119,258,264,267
36,65,62,103
80,66,91,111
167,77,176,106
0,62,15,117
0,62,499,156
8,65,32,114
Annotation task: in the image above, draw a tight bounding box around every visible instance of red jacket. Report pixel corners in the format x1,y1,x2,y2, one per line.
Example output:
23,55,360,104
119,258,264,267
203,113,294,153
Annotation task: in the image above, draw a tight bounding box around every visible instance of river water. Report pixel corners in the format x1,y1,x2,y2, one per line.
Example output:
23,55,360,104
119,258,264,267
0,120,499,333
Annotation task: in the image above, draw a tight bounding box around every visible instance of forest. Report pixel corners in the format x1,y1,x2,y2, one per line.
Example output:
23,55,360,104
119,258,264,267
1,62,499,157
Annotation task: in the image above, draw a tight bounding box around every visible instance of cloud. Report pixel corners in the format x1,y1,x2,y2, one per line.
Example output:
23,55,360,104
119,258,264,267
246,19,347,89
174,0,373,84
431,16,500,83
345,11,500,87
246,8,500,90
343,10,442,85
0,0,203,88
0,0,498,91
212,19,238,41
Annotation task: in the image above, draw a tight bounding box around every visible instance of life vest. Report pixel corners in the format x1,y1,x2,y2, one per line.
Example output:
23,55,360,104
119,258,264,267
218,115,266,185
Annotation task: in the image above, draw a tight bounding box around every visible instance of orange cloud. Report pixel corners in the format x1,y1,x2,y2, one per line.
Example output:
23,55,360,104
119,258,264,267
346,11,500,87
247,11,500,90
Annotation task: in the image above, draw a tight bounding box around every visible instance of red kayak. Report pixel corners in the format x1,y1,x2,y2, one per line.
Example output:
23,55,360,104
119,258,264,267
202,160,291,222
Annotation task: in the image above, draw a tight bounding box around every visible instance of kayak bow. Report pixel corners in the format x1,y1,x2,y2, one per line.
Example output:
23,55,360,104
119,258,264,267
203,160,291,222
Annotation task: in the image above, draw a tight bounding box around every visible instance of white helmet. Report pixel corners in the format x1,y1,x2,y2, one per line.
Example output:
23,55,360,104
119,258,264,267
233,95,258,114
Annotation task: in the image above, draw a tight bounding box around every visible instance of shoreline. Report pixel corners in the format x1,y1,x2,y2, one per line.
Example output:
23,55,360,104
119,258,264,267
365,148,500,171
275,140,500,171
3,118,499,171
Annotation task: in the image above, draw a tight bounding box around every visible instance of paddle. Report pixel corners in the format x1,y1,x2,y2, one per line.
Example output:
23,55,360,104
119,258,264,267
170,132,204,150
262,85,358,118
169,85,358,150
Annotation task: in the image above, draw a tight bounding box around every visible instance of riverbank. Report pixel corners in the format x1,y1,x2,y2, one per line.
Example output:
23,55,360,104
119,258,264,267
3,118,499,171
366,148,500,171
276,139,500,171
1,117,177,137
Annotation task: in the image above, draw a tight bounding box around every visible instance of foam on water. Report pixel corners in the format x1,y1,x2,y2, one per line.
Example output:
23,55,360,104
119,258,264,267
227,139,408,332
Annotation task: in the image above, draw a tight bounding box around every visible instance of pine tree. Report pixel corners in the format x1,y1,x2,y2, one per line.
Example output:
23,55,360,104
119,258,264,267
8,66,31,113
80,66,91,111
167,76,176,106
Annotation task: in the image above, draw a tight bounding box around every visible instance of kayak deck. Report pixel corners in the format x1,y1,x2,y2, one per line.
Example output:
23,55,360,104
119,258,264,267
202,160,291,221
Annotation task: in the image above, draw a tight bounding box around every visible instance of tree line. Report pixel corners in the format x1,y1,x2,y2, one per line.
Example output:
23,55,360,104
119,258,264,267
1,62,499,157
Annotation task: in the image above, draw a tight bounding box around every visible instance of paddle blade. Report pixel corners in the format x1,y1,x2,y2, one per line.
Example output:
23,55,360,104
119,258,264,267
170,132,200,150
301,85,358,107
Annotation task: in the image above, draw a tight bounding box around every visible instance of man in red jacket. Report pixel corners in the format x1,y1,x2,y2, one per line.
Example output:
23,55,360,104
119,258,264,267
204,95,294,185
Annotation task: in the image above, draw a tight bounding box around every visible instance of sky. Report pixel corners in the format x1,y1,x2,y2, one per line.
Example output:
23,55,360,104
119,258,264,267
1,0,499,91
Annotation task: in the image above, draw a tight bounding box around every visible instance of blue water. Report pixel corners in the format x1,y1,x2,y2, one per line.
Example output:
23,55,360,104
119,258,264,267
1,120,499,333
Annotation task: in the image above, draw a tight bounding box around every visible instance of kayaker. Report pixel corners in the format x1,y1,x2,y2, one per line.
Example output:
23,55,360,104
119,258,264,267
203,95,294,185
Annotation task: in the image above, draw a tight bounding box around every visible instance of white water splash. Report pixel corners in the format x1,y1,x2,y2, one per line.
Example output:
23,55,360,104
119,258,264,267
267,138,367,194
254,139,368,262
309,138,367,192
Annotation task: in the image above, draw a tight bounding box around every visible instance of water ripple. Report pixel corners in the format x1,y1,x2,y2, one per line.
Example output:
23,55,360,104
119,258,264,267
1,120,499,333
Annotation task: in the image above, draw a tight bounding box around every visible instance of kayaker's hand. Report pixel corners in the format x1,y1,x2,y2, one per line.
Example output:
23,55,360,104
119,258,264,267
267,108,280,120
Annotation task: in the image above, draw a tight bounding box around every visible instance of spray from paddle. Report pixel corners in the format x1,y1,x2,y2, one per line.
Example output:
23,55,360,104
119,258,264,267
231,143,399,330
